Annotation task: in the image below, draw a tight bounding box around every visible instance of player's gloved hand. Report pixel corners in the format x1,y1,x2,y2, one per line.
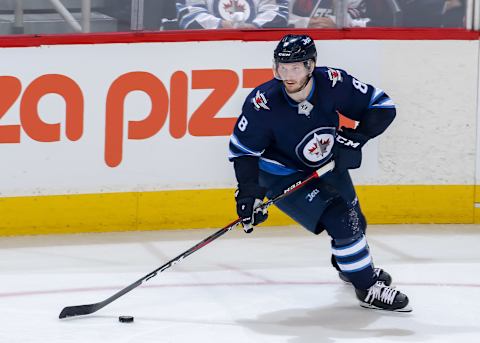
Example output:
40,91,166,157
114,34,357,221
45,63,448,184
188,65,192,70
334,127,370,172
235,184,268,233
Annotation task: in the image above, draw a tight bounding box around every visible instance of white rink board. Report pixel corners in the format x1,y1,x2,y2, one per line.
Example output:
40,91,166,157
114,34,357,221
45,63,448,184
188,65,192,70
0,39,478,197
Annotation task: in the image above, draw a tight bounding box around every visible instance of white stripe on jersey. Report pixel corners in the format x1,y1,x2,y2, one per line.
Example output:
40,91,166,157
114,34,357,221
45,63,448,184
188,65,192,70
230,134,264,156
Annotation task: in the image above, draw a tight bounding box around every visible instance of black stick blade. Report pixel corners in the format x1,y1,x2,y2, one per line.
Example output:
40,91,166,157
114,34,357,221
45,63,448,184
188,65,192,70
58,280,143,319
59,303,102,319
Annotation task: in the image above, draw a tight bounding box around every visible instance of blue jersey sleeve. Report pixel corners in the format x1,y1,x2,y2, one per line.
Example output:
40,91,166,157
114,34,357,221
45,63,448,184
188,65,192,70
327,68,396,138
229,88,275,187
228,91,273,161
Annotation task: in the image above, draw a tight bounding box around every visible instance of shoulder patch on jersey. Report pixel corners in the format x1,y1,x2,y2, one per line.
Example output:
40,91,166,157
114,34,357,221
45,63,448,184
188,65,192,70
327,68,343,88
252,90,270,111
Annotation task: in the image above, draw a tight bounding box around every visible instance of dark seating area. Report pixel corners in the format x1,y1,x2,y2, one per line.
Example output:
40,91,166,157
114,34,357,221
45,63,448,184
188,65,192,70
0,0,117,34
366,0,403,27
0,0,469,35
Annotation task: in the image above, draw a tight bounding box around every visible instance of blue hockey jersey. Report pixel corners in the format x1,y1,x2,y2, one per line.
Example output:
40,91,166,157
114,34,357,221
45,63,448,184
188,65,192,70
228,66,395,177
176,0,289,29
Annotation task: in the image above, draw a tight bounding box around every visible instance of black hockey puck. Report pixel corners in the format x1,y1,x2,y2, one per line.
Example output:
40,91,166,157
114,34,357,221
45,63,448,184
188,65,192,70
119,315,134,323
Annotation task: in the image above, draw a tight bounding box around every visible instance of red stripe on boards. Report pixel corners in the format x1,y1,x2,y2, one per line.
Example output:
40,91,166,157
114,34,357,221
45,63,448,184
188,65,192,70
0,28,479,48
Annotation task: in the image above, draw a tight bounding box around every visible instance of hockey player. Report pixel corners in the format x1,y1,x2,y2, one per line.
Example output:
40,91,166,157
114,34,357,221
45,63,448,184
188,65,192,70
228,34,411,312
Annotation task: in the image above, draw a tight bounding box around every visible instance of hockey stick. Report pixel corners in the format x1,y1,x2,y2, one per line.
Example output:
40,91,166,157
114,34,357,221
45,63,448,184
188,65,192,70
59,160,335,319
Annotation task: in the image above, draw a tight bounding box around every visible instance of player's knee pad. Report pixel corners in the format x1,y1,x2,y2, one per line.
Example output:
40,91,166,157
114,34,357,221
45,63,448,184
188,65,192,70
317,197,366,239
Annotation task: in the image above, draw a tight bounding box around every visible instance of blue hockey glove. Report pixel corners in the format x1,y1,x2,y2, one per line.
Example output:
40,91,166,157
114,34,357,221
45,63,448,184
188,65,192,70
235,184,268,233
334,128,370,172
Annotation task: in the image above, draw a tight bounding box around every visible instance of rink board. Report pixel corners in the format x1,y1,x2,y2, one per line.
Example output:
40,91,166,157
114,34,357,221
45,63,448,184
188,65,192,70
0,29,479,235
0,185,474,236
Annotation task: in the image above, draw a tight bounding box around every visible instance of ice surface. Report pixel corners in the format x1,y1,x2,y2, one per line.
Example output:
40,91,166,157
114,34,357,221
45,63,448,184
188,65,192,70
1,225,479,343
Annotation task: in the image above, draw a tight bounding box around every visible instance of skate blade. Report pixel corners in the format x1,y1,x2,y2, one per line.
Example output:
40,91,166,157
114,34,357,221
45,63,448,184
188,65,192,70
359,301,413,312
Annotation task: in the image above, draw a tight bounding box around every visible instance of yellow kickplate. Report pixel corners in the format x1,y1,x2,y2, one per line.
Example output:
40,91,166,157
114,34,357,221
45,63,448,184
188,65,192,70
0,185,475,236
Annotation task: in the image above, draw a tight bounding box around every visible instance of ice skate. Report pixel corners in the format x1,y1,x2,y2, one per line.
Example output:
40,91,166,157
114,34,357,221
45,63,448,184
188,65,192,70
339,268,392,286
355,281,412,312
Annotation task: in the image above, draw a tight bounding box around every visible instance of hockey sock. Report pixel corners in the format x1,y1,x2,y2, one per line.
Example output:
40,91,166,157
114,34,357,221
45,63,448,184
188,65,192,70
331,234,377,290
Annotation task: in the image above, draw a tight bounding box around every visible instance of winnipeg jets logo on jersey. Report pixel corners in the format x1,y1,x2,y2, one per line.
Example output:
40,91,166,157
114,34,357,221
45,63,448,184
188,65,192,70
307,134,331,157
214,0,253,22
296,127,335,167
327,68,343,87
252,90,270,111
